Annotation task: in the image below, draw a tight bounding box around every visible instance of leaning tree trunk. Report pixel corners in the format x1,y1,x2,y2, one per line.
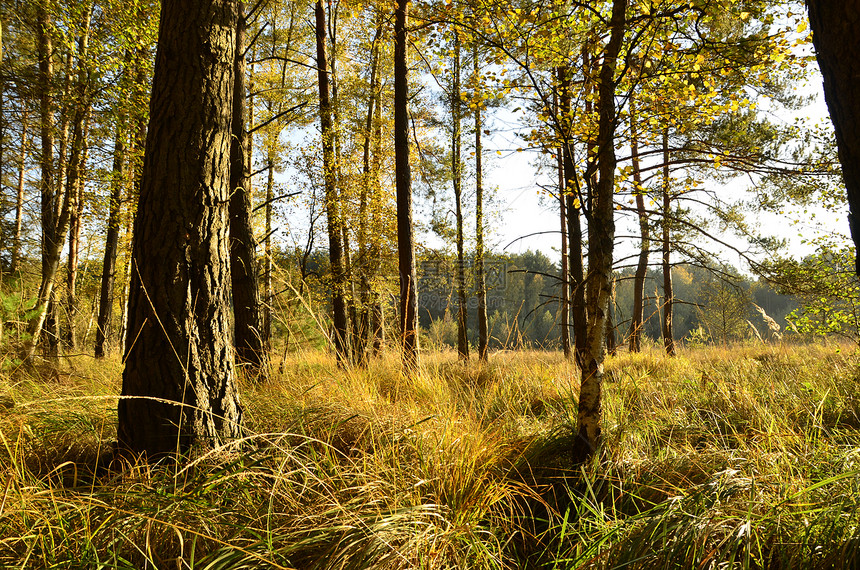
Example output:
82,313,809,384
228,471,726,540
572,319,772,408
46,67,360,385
395,0,419,371
660,130,676,356
452,27,469,361
806,1,860,275
315,0,350,366
229,4,267,374
572,0,626,464
118,0,243,459
474,48,489,362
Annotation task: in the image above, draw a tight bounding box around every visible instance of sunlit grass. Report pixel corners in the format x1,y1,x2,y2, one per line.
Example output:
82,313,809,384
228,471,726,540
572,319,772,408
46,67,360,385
1,341,860,567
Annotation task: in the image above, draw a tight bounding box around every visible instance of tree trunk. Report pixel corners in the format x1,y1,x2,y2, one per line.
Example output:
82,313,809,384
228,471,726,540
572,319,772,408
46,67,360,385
556,88,570,359
628,98,649,352
559,66,587,368
370,58,386,357
572,0,626,464
11,103,27,275
117,0,243,458
395,0,419,371
263,159,273,349
474,47,489,362
315,0,350,366
229,4,267,374
357,22,383,367
95,122,126,358
25,6,77,363
806,1,860,275
661,130,676,356
65,107,90,351
452,27,469,361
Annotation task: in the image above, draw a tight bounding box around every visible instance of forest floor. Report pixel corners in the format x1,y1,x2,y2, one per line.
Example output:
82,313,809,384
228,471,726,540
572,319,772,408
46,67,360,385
1,341,859,568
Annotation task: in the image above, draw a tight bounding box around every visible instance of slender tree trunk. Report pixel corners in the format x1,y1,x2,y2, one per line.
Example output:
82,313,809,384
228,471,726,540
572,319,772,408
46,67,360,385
555,87,570,359
263,159,273,349
452,27,469,361
806,1,860,275
572,0,626,463
315,0,350,365
628,99,649,352
118,0,243,458
95,122,125,358
230,4,267,374
474,47,488,362
357,22,383,367
661,130,676,356
65,108,90,351
559,66,587,368
370,63,385,357
395,0,418,370
11,104,27,275
606,277,617,356
25,6,80,362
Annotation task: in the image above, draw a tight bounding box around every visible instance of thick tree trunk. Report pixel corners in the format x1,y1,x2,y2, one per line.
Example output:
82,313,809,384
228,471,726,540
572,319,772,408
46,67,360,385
95,122,126,358
572,0,626,464
395,0,419,370
628,99,649,352
806,2,860,275
661,130,676,356
118,0,243,458
315,0,350,365
474,49,489,362
452,28,469,361
229,5,267,374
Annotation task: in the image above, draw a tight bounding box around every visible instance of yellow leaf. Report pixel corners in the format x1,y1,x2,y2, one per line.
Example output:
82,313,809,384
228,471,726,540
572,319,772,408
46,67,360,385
740,11,750,20
798,20,808,33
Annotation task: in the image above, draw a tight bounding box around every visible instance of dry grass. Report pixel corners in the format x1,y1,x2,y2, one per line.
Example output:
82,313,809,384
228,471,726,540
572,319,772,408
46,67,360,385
1,341,860,568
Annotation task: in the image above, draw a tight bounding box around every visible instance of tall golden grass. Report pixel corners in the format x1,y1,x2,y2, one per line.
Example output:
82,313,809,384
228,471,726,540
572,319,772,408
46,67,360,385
1,341,859,568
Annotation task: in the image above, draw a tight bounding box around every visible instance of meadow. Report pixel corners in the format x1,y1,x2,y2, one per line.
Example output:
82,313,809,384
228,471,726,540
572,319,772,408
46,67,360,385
1,342,859,569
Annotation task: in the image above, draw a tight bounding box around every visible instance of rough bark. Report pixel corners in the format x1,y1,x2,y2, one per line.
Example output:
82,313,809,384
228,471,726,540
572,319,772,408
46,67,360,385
229,4,266,374
117,0,243,458
452,28,469,361
395,0,418,370
315,0,350,365
661,130,676,356
572,0,626,464
474,48,488,362
628,98,649,352
806,1,860,275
